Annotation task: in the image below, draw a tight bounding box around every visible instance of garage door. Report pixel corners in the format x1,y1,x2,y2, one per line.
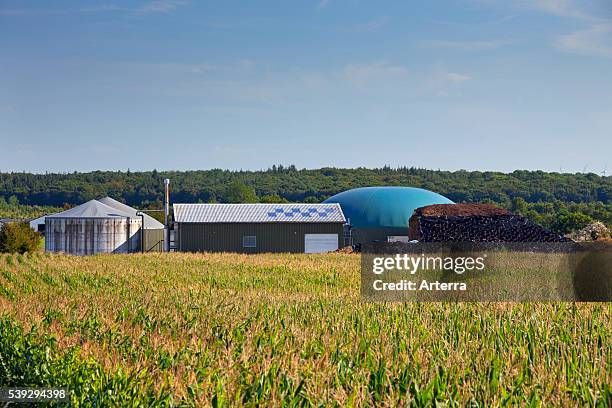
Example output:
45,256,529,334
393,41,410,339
304,234,339,253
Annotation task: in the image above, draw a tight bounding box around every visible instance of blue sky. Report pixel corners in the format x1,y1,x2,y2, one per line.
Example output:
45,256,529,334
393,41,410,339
1,0,611,173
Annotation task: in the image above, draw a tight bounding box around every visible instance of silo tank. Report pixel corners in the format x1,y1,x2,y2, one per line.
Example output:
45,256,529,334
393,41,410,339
45,217,141,255
44,199,141,255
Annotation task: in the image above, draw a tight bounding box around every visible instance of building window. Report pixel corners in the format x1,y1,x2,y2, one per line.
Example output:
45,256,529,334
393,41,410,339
242,235,256,248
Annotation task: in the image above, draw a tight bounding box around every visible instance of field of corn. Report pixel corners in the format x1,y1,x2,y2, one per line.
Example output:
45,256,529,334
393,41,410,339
0,251,610,406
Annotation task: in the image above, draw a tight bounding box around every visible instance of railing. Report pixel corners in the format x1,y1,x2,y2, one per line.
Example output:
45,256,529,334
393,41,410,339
144,239,164,252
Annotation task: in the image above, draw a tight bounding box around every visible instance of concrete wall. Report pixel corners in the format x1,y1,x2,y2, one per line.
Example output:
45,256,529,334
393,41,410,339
177,222,344,253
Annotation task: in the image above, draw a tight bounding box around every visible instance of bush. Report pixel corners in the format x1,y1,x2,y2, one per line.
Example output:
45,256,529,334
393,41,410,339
551,212,594,234
0,222,41,254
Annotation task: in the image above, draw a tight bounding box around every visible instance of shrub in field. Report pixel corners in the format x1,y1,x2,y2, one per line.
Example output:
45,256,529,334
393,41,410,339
0,221,40,254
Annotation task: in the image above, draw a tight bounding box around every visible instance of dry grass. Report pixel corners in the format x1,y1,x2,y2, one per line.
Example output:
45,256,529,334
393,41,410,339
0,251,610,406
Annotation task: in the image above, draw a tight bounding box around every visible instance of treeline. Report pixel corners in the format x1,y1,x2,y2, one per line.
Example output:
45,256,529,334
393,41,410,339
0,196,61,220
0,166,610,232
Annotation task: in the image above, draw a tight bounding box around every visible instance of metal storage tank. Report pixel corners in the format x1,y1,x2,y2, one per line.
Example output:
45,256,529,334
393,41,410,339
323,186,453,244
45,200,141,255
98,197,165,252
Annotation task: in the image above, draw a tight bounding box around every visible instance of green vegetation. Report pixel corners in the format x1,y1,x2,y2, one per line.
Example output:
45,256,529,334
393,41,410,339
224,180,258,203
0,195,61,219
0,222,41,254
1,167,611,231
0,252,610,406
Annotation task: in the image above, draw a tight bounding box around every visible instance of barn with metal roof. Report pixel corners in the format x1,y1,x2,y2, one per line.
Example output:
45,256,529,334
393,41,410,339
173,203,346,253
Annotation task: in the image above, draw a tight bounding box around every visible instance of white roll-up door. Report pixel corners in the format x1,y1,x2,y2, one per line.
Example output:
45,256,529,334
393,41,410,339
304,234,338,253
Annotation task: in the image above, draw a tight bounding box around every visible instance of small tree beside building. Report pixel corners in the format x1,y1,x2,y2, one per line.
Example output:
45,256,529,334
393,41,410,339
0,222,41,254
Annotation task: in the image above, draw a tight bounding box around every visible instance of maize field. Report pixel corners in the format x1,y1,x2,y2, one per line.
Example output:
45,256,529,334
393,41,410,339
0,252,610,406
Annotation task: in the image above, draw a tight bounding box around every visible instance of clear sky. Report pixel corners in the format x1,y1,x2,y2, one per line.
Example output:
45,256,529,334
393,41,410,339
1,0,611,173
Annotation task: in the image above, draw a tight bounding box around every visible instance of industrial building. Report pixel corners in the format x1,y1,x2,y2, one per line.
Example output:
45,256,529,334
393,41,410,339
45,198,165,255
323,186,453,245
173,203,346,253
29,214,47,233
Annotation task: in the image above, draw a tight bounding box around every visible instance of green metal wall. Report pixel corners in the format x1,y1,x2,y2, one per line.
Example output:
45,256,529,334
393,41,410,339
177,222,344,253
142,229,164,252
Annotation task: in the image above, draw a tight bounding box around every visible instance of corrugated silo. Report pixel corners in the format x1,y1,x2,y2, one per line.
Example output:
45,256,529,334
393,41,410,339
98,196,165,252
45,200,141,255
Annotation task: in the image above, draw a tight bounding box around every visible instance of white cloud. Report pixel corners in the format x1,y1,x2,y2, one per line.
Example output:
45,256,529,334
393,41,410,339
422,39,514,51
423,69,471,96
520,0,612,22
0,4,123,16
445,72,471,82
191,64,217,74
555,24,612,57
189,60,264,75
485,0,612,58
139,0,187,14
342,62,409,84
0,104,15,113
530,0,589,19
316,0,330,11
525,0,612,58
356,17,389,32
321,16,390,33
0,1,187,16
78,5,123,13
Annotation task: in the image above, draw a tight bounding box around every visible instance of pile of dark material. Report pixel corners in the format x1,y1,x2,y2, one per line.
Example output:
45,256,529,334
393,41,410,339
409,203,570,243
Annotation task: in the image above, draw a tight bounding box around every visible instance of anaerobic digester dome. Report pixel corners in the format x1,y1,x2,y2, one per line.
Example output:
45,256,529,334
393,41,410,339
323,186,453,244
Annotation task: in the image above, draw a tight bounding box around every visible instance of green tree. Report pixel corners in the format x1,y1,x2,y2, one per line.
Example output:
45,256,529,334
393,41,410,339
224,180,258,203
551,212,594,234
260,194,288,203
0,222,41,254
510,197,528,215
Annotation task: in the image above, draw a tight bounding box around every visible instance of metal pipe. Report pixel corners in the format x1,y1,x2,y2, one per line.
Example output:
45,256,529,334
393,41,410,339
136,211,145,253
164,179,170,252
126,217,131,253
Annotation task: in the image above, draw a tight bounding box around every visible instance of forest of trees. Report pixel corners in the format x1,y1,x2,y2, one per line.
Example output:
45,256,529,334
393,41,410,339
0,166,610,234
